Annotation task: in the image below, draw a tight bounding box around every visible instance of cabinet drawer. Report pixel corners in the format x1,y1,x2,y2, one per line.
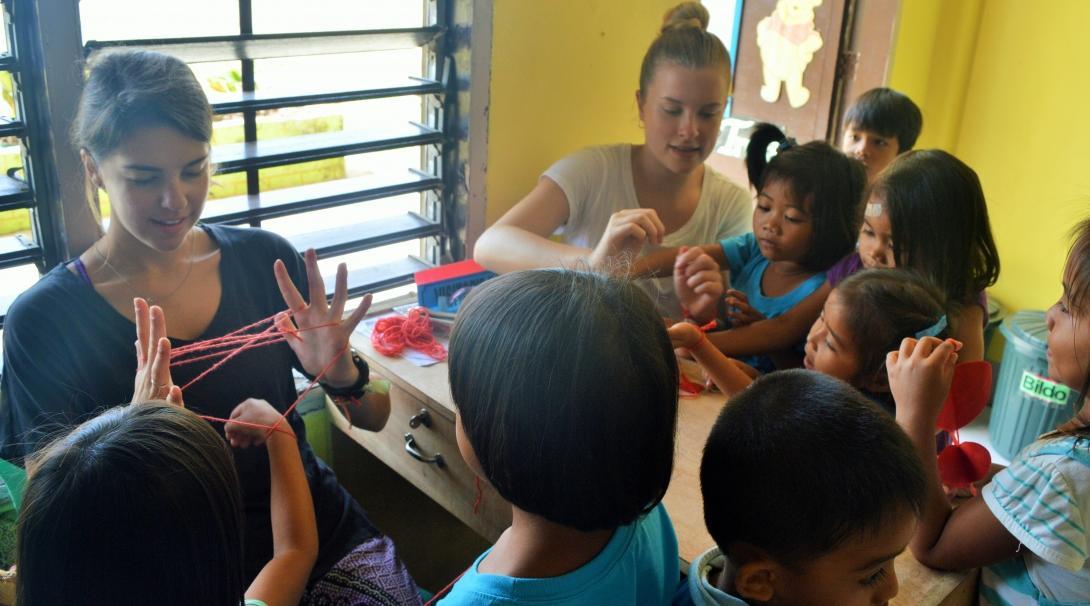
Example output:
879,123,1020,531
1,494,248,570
328,384,510,541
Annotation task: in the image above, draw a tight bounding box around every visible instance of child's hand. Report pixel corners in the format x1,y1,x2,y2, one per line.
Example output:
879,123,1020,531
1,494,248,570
674,246,724,322
668,321,705,350
132,298,184,407
723,289,765,327
225,399,294,448
887,337,961,427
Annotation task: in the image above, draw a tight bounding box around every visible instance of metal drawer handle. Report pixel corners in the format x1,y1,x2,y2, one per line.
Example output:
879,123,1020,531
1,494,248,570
408,409,432,429
404,433,445,467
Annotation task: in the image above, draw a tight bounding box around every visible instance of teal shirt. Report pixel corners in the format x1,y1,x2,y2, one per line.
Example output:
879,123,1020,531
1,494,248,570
719,233,827,373
439,503,680,605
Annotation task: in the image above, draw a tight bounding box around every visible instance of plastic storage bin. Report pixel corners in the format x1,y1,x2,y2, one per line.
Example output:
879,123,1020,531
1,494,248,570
988,310,1078,459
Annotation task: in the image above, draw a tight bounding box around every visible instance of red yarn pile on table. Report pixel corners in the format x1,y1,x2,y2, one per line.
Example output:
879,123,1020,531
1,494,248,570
371,307,447,361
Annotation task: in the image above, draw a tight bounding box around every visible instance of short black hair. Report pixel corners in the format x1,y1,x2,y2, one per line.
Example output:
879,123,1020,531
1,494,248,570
746,123,867,271
701,370,926,566
449,270,679,532
843,87,923,152
874,149,1001,305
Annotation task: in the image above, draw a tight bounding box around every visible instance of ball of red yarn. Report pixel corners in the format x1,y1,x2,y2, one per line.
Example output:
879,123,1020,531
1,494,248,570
371,307,447,360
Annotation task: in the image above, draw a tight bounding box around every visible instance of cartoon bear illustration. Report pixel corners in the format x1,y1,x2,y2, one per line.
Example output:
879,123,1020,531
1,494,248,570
756,0,824,109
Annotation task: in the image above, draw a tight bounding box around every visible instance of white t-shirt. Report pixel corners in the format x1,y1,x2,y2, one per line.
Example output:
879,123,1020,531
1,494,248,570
543,144,752,317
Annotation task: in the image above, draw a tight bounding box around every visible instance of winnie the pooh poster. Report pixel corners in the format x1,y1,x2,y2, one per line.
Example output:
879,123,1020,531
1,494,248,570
756,0,823,108
727,0,845,143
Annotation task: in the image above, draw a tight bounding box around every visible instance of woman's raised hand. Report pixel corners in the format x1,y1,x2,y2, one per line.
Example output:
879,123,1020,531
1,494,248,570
589,208,665,271
132,298,184,406
273,248,370,387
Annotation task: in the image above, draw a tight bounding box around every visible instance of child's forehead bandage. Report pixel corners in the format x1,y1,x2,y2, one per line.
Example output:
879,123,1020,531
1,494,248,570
865,203,884,217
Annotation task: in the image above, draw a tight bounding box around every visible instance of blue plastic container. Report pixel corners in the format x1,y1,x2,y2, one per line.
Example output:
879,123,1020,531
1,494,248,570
988,311,1078,459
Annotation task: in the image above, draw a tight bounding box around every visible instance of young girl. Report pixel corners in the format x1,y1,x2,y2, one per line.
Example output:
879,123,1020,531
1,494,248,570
16,399,316,606
473,2,751,319
440,269,680,605
826,149,1000,361
658,123,866,372
671,268,947,411
887,219,1090,605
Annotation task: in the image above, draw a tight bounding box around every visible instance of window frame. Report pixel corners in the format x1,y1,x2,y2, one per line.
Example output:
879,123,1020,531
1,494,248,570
25,0,470,306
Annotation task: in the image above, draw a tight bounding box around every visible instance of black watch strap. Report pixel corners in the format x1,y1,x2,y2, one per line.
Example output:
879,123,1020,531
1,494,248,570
321,350,370,398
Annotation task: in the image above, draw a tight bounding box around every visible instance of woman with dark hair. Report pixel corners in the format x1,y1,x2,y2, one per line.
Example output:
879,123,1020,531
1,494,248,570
0,49,419,604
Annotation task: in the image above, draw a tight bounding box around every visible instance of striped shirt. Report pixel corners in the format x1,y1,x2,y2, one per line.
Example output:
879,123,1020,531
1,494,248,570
981,435,1090,604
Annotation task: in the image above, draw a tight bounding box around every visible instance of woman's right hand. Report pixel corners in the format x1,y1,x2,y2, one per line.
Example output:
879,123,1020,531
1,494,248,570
132,298,184,406
589,208,665,270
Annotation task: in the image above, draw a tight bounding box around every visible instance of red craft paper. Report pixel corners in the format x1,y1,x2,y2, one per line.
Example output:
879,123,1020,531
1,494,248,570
936,361,993,432
937,442,992,488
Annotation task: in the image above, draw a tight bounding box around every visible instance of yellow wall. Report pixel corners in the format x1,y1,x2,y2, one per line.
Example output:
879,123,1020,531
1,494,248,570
485,1,1090,315
892,0,1090,313
485,0,678,225
887,0,983,151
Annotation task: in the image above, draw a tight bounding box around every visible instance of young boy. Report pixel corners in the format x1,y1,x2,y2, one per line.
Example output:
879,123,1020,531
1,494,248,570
678,370,927,606
841,87,922,182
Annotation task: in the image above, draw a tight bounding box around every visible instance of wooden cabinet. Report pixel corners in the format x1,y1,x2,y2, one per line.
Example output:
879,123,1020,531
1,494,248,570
331,335,510,541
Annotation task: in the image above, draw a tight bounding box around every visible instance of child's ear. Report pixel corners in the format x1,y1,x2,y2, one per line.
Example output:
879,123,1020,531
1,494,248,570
728,544,778,602
733,560,777,602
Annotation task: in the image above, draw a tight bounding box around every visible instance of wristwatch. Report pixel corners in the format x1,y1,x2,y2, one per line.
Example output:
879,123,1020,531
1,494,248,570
320,349,370,399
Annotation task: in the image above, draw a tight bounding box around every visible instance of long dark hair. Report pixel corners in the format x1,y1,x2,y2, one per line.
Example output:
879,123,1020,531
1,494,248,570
746,123,867,271
16,403,245,606
873,149,1001,306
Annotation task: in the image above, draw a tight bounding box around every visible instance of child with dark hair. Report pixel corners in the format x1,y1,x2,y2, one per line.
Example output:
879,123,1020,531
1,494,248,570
441,269,680,605
825,149,1000,361
670,268,947,414
841,87,923,182
675,369,927,605
889,219,1090,605
645,124,866,373
17,400,317,606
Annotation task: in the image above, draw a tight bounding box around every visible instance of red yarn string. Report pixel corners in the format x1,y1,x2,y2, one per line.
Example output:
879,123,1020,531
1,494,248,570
371,307,447,360
679,372,703,398
165,309,346,438
473,476,483,515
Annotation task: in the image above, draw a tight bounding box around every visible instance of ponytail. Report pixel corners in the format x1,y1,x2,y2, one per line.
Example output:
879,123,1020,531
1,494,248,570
744,123,794,189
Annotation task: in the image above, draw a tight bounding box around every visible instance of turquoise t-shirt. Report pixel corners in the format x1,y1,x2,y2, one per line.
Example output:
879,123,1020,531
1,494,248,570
719,232,827,373
245,600,268,606
438,503,680,605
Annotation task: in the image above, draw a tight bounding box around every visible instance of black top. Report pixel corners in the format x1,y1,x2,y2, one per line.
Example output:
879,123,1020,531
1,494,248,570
0,223,376,583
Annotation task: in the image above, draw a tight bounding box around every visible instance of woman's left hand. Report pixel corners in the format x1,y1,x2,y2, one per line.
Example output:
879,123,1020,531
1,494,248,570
274,249,371,387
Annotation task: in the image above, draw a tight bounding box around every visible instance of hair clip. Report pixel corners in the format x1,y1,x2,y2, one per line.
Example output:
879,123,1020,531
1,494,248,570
765,137,797,163
915,315,948,340
865,203,884,217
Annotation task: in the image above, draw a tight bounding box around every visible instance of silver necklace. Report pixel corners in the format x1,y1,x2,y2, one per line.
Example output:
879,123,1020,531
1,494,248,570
93,233,196,306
